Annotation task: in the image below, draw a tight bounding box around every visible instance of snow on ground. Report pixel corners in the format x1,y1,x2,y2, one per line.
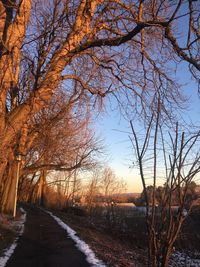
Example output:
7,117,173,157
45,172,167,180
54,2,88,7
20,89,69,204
0,208,26,267
45,210,107,267
170,251,200,267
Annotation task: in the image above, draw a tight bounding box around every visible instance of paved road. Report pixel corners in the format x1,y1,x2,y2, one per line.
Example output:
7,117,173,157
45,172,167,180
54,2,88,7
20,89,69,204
6,206,90,267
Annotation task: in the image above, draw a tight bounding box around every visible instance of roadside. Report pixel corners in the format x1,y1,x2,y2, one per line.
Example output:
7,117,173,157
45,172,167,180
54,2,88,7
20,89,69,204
52,209,147,267
0,224,15,256
0,209,25,256
51,207,200,267
0,208,26,266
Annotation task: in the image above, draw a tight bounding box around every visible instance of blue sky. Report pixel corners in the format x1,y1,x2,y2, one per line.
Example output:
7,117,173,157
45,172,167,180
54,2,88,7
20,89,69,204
93,3,200,193
95,105,140,192
95,65,200,193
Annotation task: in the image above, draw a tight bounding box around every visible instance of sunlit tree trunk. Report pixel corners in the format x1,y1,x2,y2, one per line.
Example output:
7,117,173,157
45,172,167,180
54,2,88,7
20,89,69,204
0,124,28,214
2,161,18,214
35,170,47,207
0,151,16,214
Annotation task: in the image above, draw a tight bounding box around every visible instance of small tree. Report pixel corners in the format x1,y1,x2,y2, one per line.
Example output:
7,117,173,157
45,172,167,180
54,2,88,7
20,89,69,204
130,107,200,267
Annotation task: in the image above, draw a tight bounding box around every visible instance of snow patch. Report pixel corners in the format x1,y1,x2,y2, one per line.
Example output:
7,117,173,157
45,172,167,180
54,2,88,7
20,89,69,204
0,207,26,267
46,210,106,267
170,251,200,267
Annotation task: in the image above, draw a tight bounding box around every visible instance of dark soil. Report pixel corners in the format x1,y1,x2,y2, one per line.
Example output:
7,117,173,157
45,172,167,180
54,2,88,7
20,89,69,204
176,207,200,252
0,226,15,255
5,205,91,267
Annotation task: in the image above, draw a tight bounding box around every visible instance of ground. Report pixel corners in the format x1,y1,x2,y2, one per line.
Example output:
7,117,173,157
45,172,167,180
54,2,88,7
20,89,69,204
2,205,91,267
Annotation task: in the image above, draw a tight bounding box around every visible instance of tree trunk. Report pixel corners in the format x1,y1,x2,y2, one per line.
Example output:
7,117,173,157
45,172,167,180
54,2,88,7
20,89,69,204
160,245,173,267
0,158,18,214
0,160,7,193
40,169,47,207
3,161,19,215
0,124,28,213
36,170,47,206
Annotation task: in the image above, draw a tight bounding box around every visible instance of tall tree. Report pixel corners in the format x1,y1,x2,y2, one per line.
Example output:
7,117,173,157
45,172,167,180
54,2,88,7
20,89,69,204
0,0,199,213
16,88,101,210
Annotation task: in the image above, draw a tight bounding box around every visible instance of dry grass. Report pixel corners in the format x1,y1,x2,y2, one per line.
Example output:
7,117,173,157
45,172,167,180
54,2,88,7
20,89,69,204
53,210,147,267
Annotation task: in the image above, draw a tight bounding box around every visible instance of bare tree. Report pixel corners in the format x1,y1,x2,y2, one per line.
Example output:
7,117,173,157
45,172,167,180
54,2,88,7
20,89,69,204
130,106,200,267
83,166,126,226
2,87,102,212
84,170,101,216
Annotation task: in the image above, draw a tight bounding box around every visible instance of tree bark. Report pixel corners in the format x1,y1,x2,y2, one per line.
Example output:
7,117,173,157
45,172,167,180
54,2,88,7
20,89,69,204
0,157,17,214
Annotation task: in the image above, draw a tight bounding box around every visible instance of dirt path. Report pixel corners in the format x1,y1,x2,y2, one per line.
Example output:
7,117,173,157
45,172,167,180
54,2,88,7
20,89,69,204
6,206,91,267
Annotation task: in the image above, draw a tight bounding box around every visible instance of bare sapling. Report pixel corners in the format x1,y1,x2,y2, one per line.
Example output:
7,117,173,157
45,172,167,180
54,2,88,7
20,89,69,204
130,101,200,267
